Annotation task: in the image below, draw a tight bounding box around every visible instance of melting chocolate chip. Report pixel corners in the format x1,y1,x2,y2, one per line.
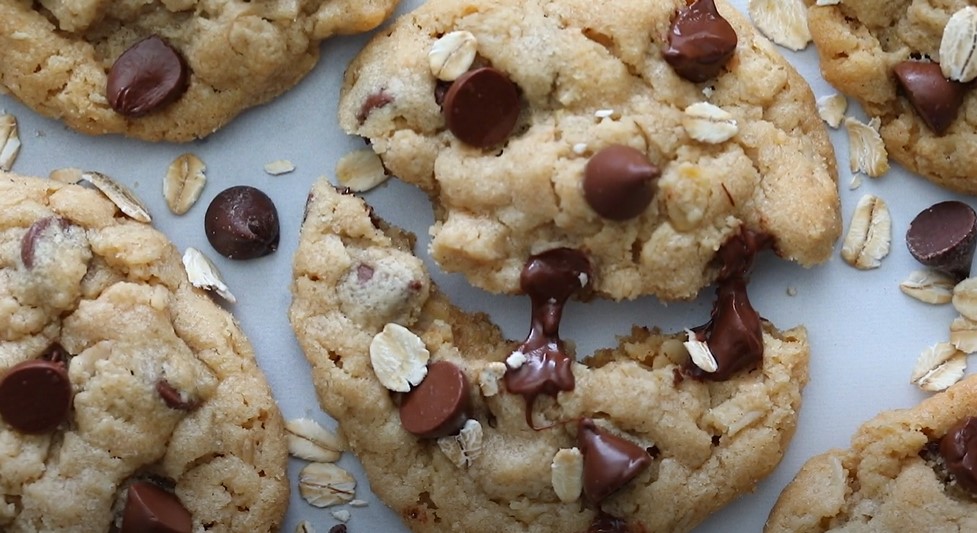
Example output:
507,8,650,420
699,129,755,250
583,145,660,220
504,248,591,427
121,481,192,533
577,418,651,504
204,186,280,260
442,67,521,148
940,416,977,493
107,36,189,117
356,90,393,124
906,200,977,281
156,380,197,411
686,229,771,381
664,0,738,83
41,342,71,365
399,360,472,438
893,61,969,136
0,359,72,434
21,216,70,269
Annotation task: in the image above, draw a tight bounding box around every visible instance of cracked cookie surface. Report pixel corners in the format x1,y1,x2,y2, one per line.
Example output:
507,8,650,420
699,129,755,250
289,178,811,533
339,0,840,300
0,0,400,141
0,172,288,532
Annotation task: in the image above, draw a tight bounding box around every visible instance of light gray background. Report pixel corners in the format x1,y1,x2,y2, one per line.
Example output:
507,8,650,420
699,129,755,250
1,0,970,531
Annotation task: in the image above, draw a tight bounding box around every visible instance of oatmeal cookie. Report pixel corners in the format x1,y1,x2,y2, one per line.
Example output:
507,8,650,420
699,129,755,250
807,0,977,194
338,0,840,300
289,178,811,533
0,172,288,531
766,373,977,532
0,0,400,141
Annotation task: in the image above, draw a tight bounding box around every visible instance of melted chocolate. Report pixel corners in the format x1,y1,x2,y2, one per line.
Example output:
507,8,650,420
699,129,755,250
586,511,645,533
664,0,738,83
356,90,393,124
504,248,591,426
686,229,771,380
578,418,651,504
940,416,977,493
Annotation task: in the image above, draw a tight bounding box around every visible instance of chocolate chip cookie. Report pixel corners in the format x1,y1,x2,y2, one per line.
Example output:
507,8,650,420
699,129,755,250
807,1,977,193
765,374,977,532
0,172,288,531
338,0,841,300
0,0,400,141
289,178,811,532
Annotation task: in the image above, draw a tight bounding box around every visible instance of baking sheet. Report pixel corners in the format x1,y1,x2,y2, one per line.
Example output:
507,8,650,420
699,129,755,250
1,0,970,531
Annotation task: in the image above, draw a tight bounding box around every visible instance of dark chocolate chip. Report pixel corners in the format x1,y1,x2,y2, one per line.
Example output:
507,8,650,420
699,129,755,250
940,416,977,493
205,186,280,260
906,200,977,281
107,36,189,117
21,216,70,269
356,90,393,124
893,61,968,136
664,0,738,83
0,359,72,434
399,360,472,438
328,526,348,533
583,145,660,220
156,380,197,411
121,481,192,533
577,418,651,505
442,67,520,148
587,511,634,533
41,343,71,365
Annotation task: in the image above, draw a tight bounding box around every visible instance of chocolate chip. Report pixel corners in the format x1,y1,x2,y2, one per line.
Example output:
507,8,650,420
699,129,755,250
156,380,197,411
906,200,977,281
41,342,71,365
664,0,738,83
204,186,280,260
21,216,69,269
107,36,189,117
0,359,72,434
577,418,651,505
940,416,977,493
328,526,348,533
583,145,660,220
442,67,520,148
121,481,192,533
399,360,472,438
356,90,393,124
893,61,969,135
587,511,633,533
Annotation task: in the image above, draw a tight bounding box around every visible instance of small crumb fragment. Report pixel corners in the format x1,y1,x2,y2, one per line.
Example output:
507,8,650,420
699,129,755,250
848,174,862,190
506,351,527,369
815,0,842,5
263,159,295,176
572,143,588,155
817,94,847,128
478,362,507,397
331,510,351,523
786,286,797,296
336,149,389,192
349,499,368,508
594,109,615,119
844,117,889,178
49,167,83,184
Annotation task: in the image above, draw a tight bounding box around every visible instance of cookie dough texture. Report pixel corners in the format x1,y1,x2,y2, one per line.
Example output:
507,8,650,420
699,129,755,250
807,0,977,193
290,178,811,533
0,0,400,141
765,374,977,532
0,172,288,531
339,0,841,300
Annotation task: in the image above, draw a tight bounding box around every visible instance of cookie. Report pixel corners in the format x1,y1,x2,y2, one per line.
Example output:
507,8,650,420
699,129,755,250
289,178,811,532
0,172,288,531
0,0,400,142
765,373,977,532
807,1,977,194
338,0,841,300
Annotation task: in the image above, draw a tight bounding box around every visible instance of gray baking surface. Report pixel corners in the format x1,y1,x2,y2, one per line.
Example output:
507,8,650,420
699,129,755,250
1,0,970,531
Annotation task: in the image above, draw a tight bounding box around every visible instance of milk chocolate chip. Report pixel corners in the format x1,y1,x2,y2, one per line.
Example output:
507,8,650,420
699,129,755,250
893,61,969,135
21,216,70,269
940,416,977,493
577,418,651,504
664,0,738,83
442,67,520,148
0,359,72,434
121,481,192,533
583,145,660,220
205,186,280,260
906,200,977,281
107,36,189,117
399,360,472,438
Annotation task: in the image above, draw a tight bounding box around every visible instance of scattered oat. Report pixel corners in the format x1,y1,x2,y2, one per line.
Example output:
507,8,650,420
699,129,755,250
940,6,977,83
953,277,977,321
285,417,346,463
899,270,955,305
263,159,295,176
336,149,388,192
911,342,967,392
295,521,315,533
331,510,351,523
786,286,797,296
182,248,236,303
478,362,507,397
840,194,890,270
749,0,812,51
844,117,889,177
506,350,527,369
437,419,483,468
551,448,584,503
349,499,368,508
950,316,977,353
682,102,738,144
369,323,430,392
429,31,478,81
49,167,83,184
164,153,207,215
0,114,21,171
683,329,717,373
80,171,152,223
817,94,847,128
848,174,862,190
572,143,588,155
815,0,842,5
594,109,615,119
298,463,356,508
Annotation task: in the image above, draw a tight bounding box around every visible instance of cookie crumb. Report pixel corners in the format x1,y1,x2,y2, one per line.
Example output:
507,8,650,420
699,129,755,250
264,159,296,176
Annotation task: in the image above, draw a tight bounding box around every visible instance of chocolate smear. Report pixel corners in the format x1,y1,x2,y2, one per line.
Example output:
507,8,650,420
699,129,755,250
664,0,738,83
